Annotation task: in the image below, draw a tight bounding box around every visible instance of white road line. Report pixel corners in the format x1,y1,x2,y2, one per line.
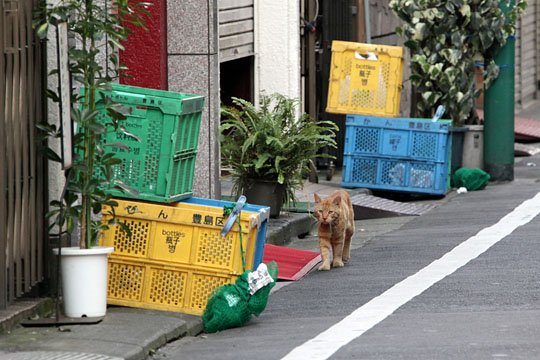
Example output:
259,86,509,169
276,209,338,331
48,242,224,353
282,192,540,360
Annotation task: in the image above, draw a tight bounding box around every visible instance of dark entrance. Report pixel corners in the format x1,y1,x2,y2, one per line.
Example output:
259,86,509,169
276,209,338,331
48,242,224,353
302,0,358,171
220,56,254,107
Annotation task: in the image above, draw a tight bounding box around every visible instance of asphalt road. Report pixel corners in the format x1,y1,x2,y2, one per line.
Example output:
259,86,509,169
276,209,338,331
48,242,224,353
150,159,540,360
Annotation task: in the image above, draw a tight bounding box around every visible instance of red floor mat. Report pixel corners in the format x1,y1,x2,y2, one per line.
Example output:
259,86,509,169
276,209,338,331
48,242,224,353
262,244,321,281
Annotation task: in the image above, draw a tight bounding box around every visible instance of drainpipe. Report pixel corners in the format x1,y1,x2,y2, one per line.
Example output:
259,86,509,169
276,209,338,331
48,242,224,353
363,0,371,43
483,1,516,181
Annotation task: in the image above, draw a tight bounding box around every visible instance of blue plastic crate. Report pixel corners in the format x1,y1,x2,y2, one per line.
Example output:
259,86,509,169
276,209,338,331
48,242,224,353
341,115,452,195
178,197,270,270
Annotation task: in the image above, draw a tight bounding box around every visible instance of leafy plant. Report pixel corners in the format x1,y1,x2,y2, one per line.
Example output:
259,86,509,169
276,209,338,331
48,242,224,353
34,0,149,248
220,93,338,204
390,0,527,126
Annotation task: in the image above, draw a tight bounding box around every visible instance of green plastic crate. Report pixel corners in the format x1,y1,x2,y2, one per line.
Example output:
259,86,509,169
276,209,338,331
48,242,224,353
81,84,205,203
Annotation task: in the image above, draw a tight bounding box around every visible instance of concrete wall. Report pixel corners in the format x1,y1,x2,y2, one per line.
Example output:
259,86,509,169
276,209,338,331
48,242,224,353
46,0,302,202
166,0,301,197
167,0,221,199
46,13,68,240
254,1,301,105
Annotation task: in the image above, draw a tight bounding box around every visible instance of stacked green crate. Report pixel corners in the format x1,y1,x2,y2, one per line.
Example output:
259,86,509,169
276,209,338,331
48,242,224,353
81,84,204,203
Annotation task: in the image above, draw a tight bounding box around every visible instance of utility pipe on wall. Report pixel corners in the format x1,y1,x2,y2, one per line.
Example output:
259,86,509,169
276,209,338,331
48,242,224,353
363,0,371,43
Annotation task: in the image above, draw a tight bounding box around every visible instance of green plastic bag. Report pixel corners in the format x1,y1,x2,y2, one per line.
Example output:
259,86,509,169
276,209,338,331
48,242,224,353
453,167,491,191
202,261,278,333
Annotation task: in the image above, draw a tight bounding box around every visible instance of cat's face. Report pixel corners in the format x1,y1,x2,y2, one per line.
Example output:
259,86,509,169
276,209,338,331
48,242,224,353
313,198,341,225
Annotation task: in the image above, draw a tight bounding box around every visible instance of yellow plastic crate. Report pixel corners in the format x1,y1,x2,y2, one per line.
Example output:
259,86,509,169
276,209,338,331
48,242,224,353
326,41,404,117
100,198,265,275
106,257,236,315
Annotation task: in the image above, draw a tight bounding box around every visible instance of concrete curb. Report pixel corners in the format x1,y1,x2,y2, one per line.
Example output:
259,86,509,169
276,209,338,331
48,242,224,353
0,306,204,360
0,298,55,335
266,212,316,246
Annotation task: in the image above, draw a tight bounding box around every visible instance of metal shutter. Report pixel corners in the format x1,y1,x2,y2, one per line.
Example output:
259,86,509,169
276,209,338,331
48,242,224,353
219,0,254,62
515,3,539,110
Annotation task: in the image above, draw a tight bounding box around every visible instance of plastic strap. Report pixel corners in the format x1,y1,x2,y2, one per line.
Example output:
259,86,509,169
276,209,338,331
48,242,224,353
431,105,445,122
222,198,247,272
220,195,246,237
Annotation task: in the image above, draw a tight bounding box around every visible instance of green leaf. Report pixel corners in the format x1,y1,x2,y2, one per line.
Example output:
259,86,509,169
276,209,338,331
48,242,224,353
102,157,122,166
86,122,107,134
428,63,444,78
36,122,58,135
118,127,141,142
254,153,271,170
106,104,129,122
113,180,139,196
108,38,125,51
392,0,527,125
412,22,427,41
103,142,131,151
43,148,63,163
459,4,471,18
421,91,442,106
46,89,60,103
220,93,336,201
440,49,461,66
117,221,133,237
36,22,48,39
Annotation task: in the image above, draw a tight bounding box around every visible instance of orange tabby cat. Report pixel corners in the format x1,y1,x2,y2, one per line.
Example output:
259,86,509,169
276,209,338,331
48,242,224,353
313,190,355,271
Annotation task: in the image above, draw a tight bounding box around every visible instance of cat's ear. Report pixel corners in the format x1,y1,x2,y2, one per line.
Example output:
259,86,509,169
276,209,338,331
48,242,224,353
314,193,322,203
333,194,342,205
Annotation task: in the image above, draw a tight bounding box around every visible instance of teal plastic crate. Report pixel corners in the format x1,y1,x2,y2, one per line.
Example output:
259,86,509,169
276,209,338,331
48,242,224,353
81,84,205,203
342,115,452,195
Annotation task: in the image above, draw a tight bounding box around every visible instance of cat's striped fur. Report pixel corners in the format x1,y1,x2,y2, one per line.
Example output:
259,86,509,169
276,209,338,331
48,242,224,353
313,190,355,271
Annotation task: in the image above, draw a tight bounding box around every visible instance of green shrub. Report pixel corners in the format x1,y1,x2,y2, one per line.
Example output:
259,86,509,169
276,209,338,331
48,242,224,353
390,0,527,126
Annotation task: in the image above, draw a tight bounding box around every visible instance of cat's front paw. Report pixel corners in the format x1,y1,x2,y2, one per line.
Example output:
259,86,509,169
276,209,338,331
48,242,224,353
342,256,350,264
332,260,345,268
318,261,331,271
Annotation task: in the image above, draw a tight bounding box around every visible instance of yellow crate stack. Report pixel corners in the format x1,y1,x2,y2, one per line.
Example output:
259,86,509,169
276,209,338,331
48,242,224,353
326,41,404,117
100,198,266,315
107,257,236,315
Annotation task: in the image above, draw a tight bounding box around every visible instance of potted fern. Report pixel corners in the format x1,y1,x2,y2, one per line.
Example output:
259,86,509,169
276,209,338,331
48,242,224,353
220,93,338,218
35,0,148,318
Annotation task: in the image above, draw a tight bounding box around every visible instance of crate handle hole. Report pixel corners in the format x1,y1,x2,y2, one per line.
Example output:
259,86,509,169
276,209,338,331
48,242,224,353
355,51,378,61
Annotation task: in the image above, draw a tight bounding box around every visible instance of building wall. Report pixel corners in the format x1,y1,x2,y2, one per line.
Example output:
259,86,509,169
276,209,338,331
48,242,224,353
254,1,301,104
166,0,303,198
515,2,539,111
218,0,255,63
167,0,221,199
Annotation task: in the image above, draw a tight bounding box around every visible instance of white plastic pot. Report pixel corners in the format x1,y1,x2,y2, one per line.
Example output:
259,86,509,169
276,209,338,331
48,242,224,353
53,246,114,318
